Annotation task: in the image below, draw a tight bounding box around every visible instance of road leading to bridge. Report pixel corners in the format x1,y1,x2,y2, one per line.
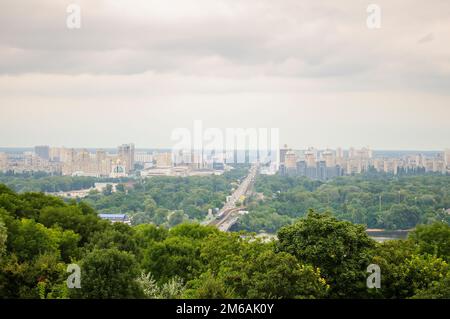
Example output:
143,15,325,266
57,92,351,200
209,164,258,231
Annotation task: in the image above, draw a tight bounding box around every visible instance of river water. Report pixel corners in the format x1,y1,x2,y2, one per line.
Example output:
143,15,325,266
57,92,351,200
366,230,411,243
253,230,411,243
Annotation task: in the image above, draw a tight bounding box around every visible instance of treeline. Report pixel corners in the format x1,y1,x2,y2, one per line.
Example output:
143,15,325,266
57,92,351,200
1,184,449,299
0,172,129,193
234,174,450,233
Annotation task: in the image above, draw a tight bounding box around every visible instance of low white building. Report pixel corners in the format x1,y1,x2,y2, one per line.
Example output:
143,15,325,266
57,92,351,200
98,214,131,225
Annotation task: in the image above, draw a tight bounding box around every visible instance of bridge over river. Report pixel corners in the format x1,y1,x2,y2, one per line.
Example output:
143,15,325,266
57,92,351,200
208,164,258,232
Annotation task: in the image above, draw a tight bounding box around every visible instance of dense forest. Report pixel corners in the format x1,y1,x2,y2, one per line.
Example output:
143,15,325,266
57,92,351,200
234,174,450,233
0,184,449,299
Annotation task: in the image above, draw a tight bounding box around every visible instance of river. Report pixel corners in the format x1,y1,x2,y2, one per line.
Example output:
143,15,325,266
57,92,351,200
366,229,411,243
252,229,411,243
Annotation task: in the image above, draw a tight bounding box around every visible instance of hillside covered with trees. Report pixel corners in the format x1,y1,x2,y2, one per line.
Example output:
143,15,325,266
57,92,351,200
1,184,449,299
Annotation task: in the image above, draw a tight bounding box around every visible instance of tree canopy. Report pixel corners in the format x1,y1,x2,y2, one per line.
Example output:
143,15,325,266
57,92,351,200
0,181,449,299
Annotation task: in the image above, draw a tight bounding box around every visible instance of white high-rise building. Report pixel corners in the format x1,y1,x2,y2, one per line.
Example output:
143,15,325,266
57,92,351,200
284,151,297,169
0,153,8,171
322,150,336,167
445,149,450,167
336,147,344,159
118,143,135,173
96,149,112,177
34,145,50,160
304,150,316,167
135,152,153,164
155,152,173,168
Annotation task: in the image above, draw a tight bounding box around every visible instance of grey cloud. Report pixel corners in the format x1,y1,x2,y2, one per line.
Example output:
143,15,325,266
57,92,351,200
418,33,434,44
0,0,394,75
0,0,449,93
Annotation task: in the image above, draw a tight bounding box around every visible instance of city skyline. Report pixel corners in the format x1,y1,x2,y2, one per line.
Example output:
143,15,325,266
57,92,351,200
1,144,449,178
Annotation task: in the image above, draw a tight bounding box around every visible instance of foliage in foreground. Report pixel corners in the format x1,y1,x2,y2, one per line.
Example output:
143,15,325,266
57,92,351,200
0,184,449,299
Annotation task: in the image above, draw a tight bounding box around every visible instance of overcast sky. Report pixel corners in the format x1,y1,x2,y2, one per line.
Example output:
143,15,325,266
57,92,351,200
0,0,449,150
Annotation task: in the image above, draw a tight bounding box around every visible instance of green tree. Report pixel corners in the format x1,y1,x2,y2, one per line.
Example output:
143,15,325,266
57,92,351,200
371,239,449,298
0,252,67,299
219,249,329,299
0,216,7,255
381,204,420,230
86,223,138,255
8,219,60,261
133,224,168,247
136,272,186,299
73,248,144,299
409,222,450,261
142,236,203,283
169,223,218,240
168,211,185,227
116,184,126,192
39,206,108,244
277,211,376,298
412,272,450,299
184,272,235,299
103,184,113,196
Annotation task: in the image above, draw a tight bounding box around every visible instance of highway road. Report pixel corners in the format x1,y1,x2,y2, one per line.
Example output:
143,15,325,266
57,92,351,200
209,163,258,231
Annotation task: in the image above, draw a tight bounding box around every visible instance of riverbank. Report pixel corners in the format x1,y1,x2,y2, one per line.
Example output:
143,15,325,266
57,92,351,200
252,229,412,243
366,229,412,242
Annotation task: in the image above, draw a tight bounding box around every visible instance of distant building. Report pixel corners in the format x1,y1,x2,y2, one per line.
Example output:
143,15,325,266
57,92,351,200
445,149,450,167
154,152,173,168
213,162,225,170
0,153,8,171
110,163,127,178
305,150,316,168
279,145,290,165
94,183,118,193
305,165,317,180
322,150,336,167
118,144,135,173
284,150,297,176
98,214,131,225
49,147,62,162
35,145,50,160
296,160,307,177
285,151,297,168
336,147,344,159
279,163,286,176
327,165,341,179
96,149,112,177
317,160,327,180
135,152,153,164
141,167,172,177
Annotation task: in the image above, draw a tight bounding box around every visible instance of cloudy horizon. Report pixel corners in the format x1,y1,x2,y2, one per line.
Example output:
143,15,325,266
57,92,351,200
1,0,449,150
